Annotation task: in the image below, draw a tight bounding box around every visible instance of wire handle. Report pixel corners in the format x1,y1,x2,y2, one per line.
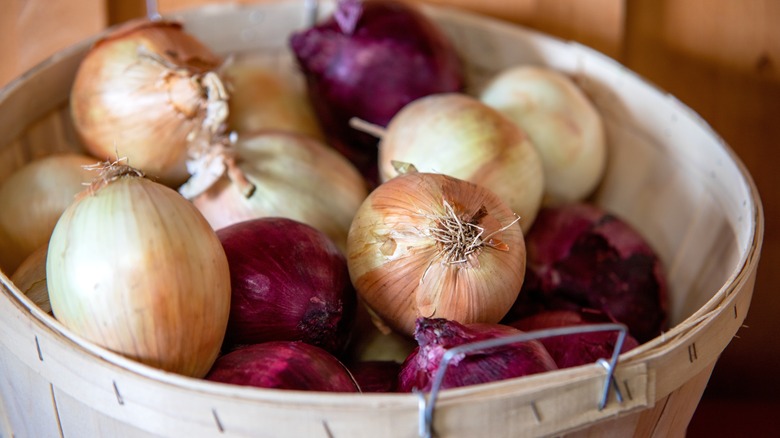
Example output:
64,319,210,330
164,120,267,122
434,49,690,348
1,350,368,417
146,0,161,20
304,0,320,28
416,323,629,438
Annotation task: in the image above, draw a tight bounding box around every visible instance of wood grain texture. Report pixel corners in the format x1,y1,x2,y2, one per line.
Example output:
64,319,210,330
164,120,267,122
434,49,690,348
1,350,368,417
0,0,106,87
623,0,780,400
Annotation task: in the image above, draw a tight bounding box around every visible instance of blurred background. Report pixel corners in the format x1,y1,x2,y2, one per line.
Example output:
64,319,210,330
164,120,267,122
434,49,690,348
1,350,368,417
2,0,778,435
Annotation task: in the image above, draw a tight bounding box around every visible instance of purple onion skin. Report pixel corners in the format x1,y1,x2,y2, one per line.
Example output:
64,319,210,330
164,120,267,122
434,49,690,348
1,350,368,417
397,318,557,392
504,203,669,343
206,341,359,392
347,360,401,392
508,309,640,369
290,0,465,183
217,218,357,355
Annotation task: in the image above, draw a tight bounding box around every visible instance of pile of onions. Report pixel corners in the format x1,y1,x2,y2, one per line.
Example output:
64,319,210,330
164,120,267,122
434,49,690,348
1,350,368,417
480,66,607,205
346,170,526,336
206,341,359,392
217,217,357,355
46,160,231,378
69,19,228,187
290,0,464,182
397,318,557,392
191,131,368,252
377,93,545,233
0,153,96,273
506,203,668,343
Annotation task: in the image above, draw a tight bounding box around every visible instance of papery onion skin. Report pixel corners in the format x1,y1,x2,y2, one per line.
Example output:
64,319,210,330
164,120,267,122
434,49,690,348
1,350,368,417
397,318,557,392
206,341,359,392
0,153,97,273
505,203,669,343
347,171,526,336
69,20,224,187
193,130,368,253
217,217,357,355
480,66,607,206
290,0,464,182
507,309,639,369
378,93,544,233
46,173,231,378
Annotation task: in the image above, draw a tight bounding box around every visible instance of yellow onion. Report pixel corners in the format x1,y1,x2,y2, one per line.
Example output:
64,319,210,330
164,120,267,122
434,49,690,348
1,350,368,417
0,153,97,273
46,161,231,378
346,170,526,336
224,58,324,141
69,19,227,187
191,130,368,252
480,66,607,205
11,244,51,315
378,93,544,233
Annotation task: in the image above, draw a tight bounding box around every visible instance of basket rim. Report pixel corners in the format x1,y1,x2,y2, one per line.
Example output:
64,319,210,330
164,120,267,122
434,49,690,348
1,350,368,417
0,0,766,415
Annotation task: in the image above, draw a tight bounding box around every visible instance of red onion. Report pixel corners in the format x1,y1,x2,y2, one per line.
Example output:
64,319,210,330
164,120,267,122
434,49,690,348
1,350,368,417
397,318,557,392
289,0,464,182
206,341,359,392
217,218,356,355
508,309,639,369
505,203,669,343
347,360,401,392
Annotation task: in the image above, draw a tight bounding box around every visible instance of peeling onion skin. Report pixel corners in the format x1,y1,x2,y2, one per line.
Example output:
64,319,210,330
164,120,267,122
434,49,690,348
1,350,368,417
346,172,526,337
69,20,223,187
505,203,669,343
397,318,557,392
206,341,359,392
46,175,231,378
480,66,607,206
378,93,545,233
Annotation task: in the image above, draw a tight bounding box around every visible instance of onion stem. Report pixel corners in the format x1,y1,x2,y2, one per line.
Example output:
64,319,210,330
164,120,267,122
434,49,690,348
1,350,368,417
348,117,386,139
81,157,144,197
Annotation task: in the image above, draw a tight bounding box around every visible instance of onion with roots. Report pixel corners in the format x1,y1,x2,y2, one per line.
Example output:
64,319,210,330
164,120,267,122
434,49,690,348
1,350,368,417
377,93,545,233
69,19,229,187
347,169,526,336
46,160,231,378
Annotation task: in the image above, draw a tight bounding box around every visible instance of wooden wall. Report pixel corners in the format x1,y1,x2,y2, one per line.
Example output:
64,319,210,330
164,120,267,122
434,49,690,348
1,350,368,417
1,0,778,428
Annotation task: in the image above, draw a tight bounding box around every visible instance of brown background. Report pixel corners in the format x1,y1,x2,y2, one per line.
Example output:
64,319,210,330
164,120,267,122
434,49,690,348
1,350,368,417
2,0,778,435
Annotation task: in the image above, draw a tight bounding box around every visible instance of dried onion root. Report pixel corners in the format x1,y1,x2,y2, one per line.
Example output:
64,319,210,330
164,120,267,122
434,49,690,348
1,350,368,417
346,170,526,336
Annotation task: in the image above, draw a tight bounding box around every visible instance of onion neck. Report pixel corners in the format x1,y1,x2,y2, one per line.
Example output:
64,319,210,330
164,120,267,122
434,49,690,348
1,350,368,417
430,201,484,264
429,200,518,265
80,158,145,198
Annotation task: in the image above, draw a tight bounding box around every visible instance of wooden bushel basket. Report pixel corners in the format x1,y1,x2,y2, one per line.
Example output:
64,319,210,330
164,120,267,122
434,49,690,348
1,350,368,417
0,1,764,437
